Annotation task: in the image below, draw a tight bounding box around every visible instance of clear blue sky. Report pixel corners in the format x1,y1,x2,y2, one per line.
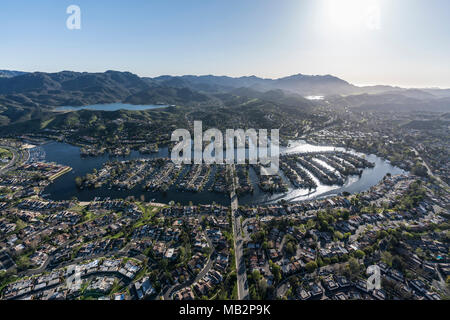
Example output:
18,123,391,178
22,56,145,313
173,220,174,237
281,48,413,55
1,0,449,87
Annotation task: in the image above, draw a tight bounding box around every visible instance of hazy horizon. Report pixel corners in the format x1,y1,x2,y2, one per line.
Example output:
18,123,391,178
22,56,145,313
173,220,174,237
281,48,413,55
3,68,450,90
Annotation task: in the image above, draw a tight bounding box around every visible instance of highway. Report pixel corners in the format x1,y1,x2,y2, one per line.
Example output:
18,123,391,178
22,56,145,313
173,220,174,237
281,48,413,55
229,165,249,300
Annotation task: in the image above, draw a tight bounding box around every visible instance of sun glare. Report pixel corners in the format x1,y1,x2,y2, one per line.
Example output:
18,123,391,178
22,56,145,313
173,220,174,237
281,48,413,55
326,0,381,31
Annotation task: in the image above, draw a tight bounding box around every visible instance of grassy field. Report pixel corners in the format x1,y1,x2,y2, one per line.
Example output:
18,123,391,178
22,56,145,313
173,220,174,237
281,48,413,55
0,147,12,160
0,147,13,168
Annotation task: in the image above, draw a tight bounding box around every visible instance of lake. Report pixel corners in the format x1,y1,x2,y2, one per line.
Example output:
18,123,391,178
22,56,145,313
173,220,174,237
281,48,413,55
55,103,168,112
238,140,406,205
41,142,231,205
41,141,406,206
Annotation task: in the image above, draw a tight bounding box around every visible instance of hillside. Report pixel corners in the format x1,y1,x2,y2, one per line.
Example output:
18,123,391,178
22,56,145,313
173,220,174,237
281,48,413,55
0,70,28,78
0,69,449,128
329,92,450,113
148,73,358,96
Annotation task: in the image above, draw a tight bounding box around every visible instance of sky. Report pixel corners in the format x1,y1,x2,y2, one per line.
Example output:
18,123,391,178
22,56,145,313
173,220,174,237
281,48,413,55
1,0,449,88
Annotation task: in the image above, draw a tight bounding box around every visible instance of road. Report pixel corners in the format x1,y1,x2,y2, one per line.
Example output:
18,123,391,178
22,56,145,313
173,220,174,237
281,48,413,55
411,147,448,188
0,145,19,175
229,165,249,300
163,233,215,300
21,245,150,277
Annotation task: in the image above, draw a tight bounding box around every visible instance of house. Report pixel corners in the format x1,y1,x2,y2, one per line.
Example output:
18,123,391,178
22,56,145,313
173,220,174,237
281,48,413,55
297,288,311,300
322,275,339,291
336,275,350,287
134,277,155,300
310,283,323,296
372,289,386,300
334,292,347,300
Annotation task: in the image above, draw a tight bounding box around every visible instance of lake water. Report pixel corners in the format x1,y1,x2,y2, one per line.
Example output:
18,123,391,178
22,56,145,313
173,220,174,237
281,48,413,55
304,96,324,100
238,140,406,205
41,141,406,206
41,142,231,205
55,103,168,112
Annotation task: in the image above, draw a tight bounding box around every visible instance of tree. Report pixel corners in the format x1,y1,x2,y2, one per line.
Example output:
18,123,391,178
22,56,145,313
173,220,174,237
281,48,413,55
317,257,324,267
159,258,169,271
270,262,282,282
411,163,428,177
381,251,393,266
75,176,83,188
284,242,296,256
348,257,360,278
334,231,344,241
305,261,318,273
256,278,268,299
354,250,365,259
392,255,406,272
252,270,261,282
341,210,350,220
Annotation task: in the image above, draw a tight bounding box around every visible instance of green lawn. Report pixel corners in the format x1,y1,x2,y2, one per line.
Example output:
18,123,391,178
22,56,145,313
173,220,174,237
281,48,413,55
0,147,12,160
133,203,163,228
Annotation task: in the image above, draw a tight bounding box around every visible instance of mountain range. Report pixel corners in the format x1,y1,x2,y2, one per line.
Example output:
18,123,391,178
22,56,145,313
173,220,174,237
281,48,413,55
0,70,28,78
148,73,361,95
0,69,449,125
